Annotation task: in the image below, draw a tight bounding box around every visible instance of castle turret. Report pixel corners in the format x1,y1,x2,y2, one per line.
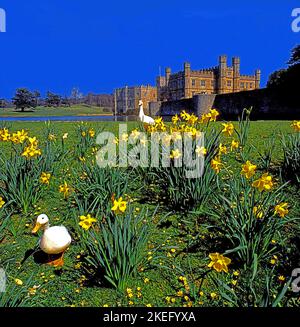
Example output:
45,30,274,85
184,62,191,98
255,69,261,89
218,55,227,94
165,67,171,86
232,57,240,92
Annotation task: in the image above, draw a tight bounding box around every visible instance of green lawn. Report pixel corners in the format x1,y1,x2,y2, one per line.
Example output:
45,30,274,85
0,120,299,308
0,105,113,117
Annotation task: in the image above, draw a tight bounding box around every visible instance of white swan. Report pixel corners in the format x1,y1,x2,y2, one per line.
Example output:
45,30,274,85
138,100,155,125
32,214,71,267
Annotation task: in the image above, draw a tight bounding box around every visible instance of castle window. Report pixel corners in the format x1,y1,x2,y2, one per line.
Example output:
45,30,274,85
240,82,245,88
192,79,196,87
250,83,253,88
201,80,206,87
227,80,232,87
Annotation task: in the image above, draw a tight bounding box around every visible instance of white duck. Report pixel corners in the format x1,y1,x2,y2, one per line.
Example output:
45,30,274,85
138,100,155,125
32,214,71,267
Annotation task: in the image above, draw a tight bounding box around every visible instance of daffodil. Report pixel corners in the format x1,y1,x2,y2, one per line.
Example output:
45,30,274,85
195,146,207,157
253,205,264,219
208,252,231,273
291,120,300,132
172,114,180,124
130,129,140,140
170,149,182,159
219,143,228,155
209,109,220,122
187,114,198,125
59,181,71,199
15,278,23,286
231,140,239,151
121,133,128,142
221,123,234,136
180,110,191,121
210,292,218,299
252,173,273,192
274,202,289,218
40,172,51,185
241,161,257,179
22,145,42,159
48,134,56,141
0,196,5,209
200,113,211,124
211,157,222,174
79,214,97,230
111,197,127,214
11,130,28,144
0,128,10,142
88,129,95,138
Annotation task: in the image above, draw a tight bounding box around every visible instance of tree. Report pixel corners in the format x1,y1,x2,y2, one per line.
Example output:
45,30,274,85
33,90,41,107
267,44,300,90
71,87,83,105
45,91,62,107
12,88,36,112
267,69,287,88
61,97,71,107
0,99,7,108
288,44,300,66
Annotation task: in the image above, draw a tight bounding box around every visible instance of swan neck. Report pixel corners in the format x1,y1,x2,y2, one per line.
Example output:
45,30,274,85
139,106,144,117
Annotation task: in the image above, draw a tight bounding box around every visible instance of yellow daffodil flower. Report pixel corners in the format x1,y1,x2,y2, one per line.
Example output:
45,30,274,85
252,173,273,192
241,161,257,179
208,252,231,273
111,197,127,214
274,202,289,218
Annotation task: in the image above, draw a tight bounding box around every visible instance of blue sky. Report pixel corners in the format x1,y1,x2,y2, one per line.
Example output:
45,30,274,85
0,0,299,98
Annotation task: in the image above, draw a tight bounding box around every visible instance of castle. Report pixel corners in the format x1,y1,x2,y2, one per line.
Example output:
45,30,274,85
114,55,260,114
114,85,157,114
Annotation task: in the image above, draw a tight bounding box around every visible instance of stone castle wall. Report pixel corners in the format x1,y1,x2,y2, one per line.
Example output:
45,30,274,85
152,88,300,120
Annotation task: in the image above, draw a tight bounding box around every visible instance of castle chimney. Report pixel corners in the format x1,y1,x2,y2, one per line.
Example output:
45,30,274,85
232,57,240,92
218,55,227,94
255,69,261,89
184,62,191,98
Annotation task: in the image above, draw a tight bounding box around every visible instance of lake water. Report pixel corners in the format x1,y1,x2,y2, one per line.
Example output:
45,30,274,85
0,115,139,122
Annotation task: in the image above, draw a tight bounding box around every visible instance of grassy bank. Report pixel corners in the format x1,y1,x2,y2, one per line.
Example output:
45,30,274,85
0,105,113,117
0,119,299,308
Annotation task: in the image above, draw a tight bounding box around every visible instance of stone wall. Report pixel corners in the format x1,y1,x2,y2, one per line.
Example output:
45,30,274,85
155,88,300,120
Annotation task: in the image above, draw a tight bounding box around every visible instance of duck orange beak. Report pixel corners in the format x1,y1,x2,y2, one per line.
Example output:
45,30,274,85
32,222,41,234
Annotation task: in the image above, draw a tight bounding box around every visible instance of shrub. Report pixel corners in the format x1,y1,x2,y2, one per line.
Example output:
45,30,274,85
210,173,296,272
76,205,154,291
72,163,132,216
150,129,219,211
0,154,44,214
138,111,221,212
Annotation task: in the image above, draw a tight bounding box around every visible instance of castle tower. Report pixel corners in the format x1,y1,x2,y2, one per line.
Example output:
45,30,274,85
255,69,261,89
184,62,191,98
232,57,240,93
218,55,227,94
165,67,171,86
